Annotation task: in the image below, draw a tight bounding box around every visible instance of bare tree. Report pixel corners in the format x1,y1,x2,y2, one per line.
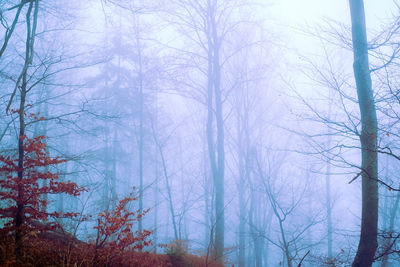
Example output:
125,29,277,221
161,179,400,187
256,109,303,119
11,1,40,262
156,0,263,261
349,1,379,266
290,3,400,263
151,121,179,241
253,149,323,267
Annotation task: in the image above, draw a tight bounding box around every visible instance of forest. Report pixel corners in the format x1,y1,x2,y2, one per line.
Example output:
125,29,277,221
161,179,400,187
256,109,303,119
0,0,399,266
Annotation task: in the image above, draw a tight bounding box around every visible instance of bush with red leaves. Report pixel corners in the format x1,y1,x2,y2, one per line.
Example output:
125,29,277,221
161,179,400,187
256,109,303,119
92,191,153,266
0,134,85,263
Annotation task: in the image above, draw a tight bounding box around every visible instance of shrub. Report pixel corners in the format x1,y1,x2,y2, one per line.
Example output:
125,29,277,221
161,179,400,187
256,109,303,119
0,134,85,264
92,190,153,266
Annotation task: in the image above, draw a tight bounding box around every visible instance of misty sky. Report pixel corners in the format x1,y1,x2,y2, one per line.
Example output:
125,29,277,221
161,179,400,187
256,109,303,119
1,0,400,266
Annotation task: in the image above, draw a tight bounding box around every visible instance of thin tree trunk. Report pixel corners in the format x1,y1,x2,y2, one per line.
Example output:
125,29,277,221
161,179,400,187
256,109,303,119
236,103,246,267
103,125,111,210
238,160,246,267
150,118,179,240
153,95,159,252
210,2,225,261
111,127,117,203
203,136,211,249
153,150,159,252
380,190,400,267
263,208,273,266
159,143,179,240
325,97,333,259
349,1,379,266
14,1,39,262
250,192,262,267
135,15,144,235
326,141,333,258
15,77,27,264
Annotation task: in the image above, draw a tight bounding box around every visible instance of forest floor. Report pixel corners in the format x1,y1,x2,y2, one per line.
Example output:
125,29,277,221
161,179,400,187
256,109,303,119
0,229,225,267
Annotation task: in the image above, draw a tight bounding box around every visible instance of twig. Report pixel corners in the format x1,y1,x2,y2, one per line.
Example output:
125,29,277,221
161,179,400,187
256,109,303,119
348,172,361,184
297,250,310,267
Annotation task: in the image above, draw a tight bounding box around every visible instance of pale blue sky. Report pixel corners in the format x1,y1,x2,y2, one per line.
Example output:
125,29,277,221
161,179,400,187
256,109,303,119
273,0,396,27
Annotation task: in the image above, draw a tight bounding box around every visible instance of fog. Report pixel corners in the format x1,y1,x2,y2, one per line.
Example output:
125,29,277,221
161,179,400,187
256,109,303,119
0,0,399,266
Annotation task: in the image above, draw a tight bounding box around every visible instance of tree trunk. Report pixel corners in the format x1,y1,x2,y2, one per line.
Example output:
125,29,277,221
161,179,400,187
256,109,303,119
238,157,246,267
135,14,144,236
236,84,249,267
380,190,400,267
349,1,379,266
210,2,225,261
15,78,26,264
14,1,39,262
153,100,159,252
159,142,179,240
205,1,225,259
326,141,333,259
103,125,111,210
112,127,117,203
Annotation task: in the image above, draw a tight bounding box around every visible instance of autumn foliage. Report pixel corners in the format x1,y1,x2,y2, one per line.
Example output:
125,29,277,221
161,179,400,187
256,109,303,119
0,187,224,266
0,134,224,266
0,135,84,226
92,191,153,266
0,134,85,263
0,232,225,266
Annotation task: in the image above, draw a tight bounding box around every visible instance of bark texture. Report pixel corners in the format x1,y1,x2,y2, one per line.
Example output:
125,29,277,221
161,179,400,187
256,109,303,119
349,1,379,266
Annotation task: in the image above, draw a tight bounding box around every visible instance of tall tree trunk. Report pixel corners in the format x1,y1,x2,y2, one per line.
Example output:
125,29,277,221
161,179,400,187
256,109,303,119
238,151,246,267
380,190,400,267
150,118,179,240
103,125,111,210
326,139,333,258
15,77,27,264
153,149,159,252
14,1,39,262
325,96,333,259
249,191,262,267
136,15,144,235
153,97,159,252
112,127,117,203
263,208,273,266
349,1,379,266
236,86,249,267
159,142,179,240
210,1,225,261
203,136,212,249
